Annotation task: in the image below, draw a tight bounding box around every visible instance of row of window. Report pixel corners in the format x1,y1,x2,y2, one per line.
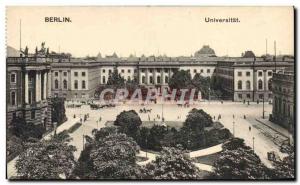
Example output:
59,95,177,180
102,69,138,74
54,71,86,77
236,71,272,77
237,79,272,90
237,93,272,99
54,80,86,89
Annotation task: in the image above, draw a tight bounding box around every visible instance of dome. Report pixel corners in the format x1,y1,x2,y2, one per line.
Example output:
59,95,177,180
194,45,216,57
243,51,255,58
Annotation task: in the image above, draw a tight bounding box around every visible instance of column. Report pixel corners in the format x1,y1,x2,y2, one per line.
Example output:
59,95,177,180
145,68,149,85
43,72,47,99
153,69,157,85
39,72,42,101
47,72,52,97
35,72,39,102
25,72,29,104
161,69,164,85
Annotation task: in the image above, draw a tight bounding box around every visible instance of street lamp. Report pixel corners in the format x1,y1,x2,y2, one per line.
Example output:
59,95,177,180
232,114,235,137
252,136,255,152
262,96,265,119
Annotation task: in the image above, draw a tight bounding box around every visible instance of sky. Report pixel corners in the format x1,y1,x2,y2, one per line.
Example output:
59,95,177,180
6,6,294,57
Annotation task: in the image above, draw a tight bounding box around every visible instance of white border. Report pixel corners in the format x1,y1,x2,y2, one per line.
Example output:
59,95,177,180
0,0,298,184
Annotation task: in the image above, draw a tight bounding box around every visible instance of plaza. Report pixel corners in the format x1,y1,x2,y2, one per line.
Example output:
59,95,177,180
65,100,288,168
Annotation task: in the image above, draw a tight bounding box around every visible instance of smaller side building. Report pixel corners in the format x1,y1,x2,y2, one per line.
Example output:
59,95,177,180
271,70,294,132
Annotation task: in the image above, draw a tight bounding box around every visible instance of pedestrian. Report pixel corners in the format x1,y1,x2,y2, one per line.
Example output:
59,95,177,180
247,101,250,105
249,126,251,131
213,115,215,120
73,114,76,118
244,115,246,119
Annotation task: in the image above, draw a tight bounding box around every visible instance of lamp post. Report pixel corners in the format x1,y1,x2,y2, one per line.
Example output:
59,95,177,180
232,114,235,137
252,136,255,152
262,96,265,119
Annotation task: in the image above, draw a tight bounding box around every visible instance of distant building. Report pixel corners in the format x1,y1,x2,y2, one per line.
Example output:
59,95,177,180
7,45,294,102
194,45,216,57
271,70,294,132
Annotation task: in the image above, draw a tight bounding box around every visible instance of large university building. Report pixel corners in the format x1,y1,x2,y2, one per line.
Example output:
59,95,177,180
7,44,294,130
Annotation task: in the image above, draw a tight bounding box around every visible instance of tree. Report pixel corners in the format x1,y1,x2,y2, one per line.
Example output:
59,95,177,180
143,147,203,179
107,67,125,88
8,117,45,140
168,70,192,89
270,145,295,179
51,97,67,126
191,73,211,99
147,125,168,151
114,110,142,140
178,108,213,150
87,133,141,179
15,131,77,179
211,138,268,179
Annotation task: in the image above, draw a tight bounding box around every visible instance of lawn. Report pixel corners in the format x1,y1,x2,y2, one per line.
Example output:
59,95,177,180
193,152,221,166
105,121,184,130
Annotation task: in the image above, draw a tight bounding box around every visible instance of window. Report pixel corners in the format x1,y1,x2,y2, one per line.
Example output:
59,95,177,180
247,94,251,99
82,72,86,77
258,71,263,77
31,110,35,119
128,69,131,73
149,69,153,73
246,81,251,90
149,76,153,84
134,69,137,73
259,94,264,100
200,69,203,73
142,76,146,83
10,73,16,83
238,80,242,90
194,69,197,73
11,91,16,106
82,80,86,89
121,69,125,73
74,72,78,77
269,94,272,98
246,71,251,76
102,76,106,84
63,72,67,76
55,79,59,89
63,80,67,89
258,79,263,90
74,80,78,89
164,69,168,73
12,112,16,120
157,76,161,84
268,71,272,76
82,93,85,98
165,76,169,83
157,69,161,73
109,70,112,74
28,90,32,104
238,71,242,76
102,69,106,73
207,69,210,73
141,69,145,73
238,94,242,99
55,72,59,77
268,79,272,90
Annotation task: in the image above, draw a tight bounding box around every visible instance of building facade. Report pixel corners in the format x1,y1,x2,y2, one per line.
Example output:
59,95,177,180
7,45,294,130
271,70,294,132
7,55,52,130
